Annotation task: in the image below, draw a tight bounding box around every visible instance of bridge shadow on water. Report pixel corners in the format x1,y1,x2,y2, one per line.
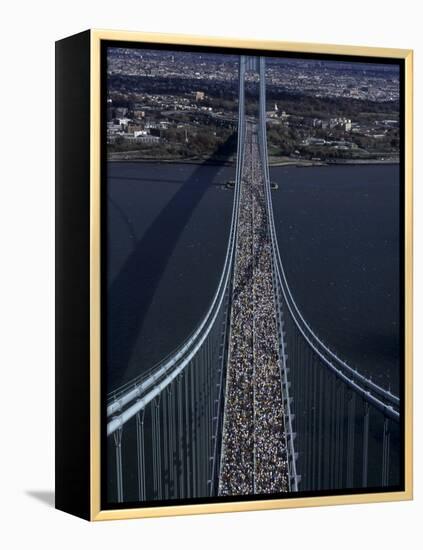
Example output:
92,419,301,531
109,174,228,186
107,136,236,391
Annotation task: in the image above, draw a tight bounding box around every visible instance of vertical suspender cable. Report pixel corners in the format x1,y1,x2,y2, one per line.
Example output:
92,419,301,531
362,402,369,488
113,426,124,503
136,410,146,501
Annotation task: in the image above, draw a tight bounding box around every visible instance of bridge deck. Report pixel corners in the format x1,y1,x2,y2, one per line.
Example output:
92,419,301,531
219,121,289,496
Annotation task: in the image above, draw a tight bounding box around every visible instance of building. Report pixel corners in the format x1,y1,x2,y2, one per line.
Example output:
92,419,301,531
117,117,131,129
127,123,144,134
145,122,161,130
329,117,352,132
266,109,279,119
303,137,326,146
136,135,161,144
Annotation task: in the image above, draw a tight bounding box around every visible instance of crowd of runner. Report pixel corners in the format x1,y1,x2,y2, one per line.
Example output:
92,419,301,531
219,122,289,496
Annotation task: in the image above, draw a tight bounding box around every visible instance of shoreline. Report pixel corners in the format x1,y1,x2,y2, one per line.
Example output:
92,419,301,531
269,158,400,167
107,156,235,166
108,155,400,167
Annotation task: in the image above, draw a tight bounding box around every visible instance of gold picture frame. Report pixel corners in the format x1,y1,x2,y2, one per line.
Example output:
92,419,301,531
55,29,413,521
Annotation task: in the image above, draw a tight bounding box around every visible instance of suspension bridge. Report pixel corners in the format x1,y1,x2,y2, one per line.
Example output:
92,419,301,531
106,55,401,504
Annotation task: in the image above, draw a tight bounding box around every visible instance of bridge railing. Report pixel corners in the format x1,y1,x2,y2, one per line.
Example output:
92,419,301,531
105,57,247,504
257,57,299,492
258,56,401,491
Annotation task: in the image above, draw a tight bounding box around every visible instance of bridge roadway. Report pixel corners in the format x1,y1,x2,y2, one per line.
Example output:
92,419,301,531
218,120,289,496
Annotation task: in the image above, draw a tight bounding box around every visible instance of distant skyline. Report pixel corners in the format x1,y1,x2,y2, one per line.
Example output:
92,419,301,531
266,56,400,74
107,46,400,103
108,46,400,73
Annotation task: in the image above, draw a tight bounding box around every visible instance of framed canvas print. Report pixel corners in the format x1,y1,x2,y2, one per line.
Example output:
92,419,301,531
55,29,413,521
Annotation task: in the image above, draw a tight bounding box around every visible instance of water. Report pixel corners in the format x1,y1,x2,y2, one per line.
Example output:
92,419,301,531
271,164,401,393
106,161,235,391
106,162,401,394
